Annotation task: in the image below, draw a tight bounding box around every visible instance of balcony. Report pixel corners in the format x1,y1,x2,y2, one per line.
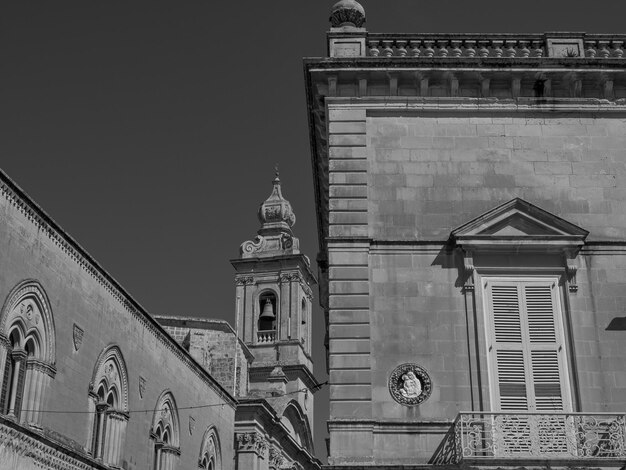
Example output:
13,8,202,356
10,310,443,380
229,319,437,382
257,330,276,344
431,412,626,465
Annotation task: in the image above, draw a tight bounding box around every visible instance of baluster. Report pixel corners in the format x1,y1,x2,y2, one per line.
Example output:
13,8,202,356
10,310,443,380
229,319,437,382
423,40,435,58
518,41,530,58
409,40,421,57
450,40,462,58
491,40,503,58
396,40,408,57
382,40,394,57
478,40,490,58
585,41,597,58
437,40,449,57
368,40,380,57
612,41,624,58
532,41,544,58
505,40,517,58
464,40,476,57
598,41,611,58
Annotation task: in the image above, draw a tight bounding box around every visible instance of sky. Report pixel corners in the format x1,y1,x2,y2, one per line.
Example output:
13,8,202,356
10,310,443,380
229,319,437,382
2,0,626,462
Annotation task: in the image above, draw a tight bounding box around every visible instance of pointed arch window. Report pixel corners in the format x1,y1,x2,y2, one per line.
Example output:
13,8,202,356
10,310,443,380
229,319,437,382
87,345,129,466
199,426,221,470
151,391,180,470
0,280,56,426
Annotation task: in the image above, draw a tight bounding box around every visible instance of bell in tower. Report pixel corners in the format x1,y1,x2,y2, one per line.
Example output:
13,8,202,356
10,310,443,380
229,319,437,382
232,171,318,429
258,297,276,332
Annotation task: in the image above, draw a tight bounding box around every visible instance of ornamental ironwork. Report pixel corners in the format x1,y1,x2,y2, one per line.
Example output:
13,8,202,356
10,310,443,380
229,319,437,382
430,412,626,464
388,363,432,406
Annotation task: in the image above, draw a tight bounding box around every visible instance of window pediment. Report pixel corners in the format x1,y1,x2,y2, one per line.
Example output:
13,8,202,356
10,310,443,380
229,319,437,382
451,198,588,251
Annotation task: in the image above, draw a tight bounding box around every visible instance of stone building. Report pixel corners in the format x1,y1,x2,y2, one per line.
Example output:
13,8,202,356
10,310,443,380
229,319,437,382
305,1,626,467
0,167,320,469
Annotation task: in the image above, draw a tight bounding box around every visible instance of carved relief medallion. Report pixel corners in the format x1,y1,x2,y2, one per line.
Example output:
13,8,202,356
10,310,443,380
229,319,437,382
72,324,84,351
388,363,432,406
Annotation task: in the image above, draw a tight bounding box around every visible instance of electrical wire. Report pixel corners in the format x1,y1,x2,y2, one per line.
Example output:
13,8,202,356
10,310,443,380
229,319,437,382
16,382,329,415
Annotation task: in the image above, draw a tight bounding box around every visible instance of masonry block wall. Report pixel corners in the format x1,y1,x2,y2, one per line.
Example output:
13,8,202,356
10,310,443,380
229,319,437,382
160,320,250,397
0,178,236,470
324,102,626,465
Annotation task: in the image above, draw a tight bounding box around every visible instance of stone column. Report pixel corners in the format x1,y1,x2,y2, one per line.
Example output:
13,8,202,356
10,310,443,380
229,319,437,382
94,402,109,459
0,338,8,396
279,274,291,341
7,349,26,419
235,432,267,470
85,392,98,454
21,359,35,422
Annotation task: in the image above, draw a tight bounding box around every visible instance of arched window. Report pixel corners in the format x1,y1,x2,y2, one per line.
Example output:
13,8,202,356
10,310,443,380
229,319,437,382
257,291,277,343
199,426,221,470
151,391,180,470
0,280,56,425
86,345,129,466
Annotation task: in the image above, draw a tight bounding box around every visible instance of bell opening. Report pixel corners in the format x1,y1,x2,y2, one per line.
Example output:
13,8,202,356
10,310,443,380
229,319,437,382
258,293,277,331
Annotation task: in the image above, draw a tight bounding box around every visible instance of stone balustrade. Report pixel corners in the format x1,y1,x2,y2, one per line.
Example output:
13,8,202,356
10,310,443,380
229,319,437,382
329,32,626,59
257,330,276,344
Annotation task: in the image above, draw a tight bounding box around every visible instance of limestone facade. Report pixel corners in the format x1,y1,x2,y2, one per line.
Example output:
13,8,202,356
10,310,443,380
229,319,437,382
306,1,626,467
0,170,321,469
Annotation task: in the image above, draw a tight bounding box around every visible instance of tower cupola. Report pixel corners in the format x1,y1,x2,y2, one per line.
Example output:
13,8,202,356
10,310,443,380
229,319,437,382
240,172,300,259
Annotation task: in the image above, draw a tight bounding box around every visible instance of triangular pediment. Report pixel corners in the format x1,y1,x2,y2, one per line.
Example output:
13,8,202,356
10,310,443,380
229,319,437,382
451,198,588,249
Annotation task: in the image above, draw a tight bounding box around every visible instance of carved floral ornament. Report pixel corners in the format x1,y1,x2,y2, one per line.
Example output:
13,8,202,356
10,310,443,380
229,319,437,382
388,363,432,406
236,432,268,456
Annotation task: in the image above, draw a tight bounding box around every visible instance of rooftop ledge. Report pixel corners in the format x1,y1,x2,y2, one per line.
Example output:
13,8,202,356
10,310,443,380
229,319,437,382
328,32,626,60
430,411,626,466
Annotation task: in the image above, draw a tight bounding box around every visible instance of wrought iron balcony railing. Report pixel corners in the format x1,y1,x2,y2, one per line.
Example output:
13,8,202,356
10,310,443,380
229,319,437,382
431,412,626,465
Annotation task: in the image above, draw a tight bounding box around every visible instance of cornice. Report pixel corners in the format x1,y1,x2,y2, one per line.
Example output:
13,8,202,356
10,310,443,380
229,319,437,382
0,416,108,470
0,170,236,409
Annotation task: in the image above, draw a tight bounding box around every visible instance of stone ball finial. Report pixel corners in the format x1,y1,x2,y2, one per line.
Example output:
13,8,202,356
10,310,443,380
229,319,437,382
330,0,366,28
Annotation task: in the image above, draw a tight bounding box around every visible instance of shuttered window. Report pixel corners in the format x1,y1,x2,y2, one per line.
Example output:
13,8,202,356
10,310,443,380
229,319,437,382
484,278,571,412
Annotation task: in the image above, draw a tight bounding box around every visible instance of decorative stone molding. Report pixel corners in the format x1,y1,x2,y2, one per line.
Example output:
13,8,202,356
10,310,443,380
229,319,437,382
330,0,365,28
388,363,433,406
0,175,236,408
461,249,475,292
269,446,285,469
564,249,580,292
0,418,107,470
236,432,268,456
235,276,255,286
72,324,83,351
241,235,266,256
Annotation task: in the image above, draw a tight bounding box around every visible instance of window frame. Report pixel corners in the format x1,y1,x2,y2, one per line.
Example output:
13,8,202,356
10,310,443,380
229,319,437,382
475,271,575,413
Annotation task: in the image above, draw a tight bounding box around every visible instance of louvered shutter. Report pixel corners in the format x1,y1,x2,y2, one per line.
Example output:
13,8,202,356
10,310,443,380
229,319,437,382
486,279,570,412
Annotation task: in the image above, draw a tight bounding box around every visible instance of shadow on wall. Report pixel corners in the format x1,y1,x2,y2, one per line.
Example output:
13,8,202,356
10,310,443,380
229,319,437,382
606,317,626,331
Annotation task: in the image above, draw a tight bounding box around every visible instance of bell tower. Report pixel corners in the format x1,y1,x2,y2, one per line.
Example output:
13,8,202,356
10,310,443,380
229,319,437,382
232,171,317,427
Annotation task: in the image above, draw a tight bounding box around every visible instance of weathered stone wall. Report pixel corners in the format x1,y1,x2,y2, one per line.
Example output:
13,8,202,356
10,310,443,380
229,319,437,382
369,114,626,240
0,182,235,470
160,322,249,397
325,106,626,465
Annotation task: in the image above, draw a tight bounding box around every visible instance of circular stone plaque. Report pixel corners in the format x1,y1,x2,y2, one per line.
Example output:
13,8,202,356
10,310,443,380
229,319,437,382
388,363,432,406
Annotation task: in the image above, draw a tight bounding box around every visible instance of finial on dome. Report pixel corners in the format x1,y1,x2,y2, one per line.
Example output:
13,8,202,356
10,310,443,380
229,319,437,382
240,171,300,258
258,171,296,232
330,0,366,29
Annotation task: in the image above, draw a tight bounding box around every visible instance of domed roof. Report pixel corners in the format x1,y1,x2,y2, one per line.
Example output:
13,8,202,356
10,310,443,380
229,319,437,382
257,171,295,234
330,0,366,28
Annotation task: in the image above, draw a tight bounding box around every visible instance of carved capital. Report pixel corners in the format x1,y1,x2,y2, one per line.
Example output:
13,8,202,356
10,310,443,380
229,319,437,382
268,446,285,469
236,432,268,457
